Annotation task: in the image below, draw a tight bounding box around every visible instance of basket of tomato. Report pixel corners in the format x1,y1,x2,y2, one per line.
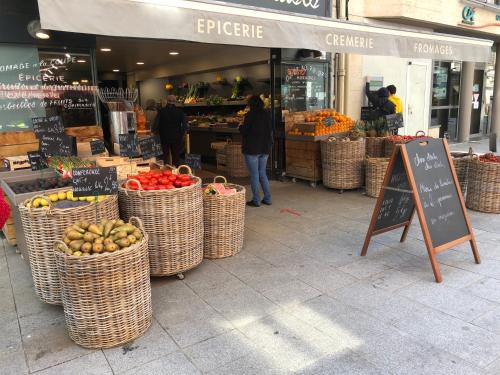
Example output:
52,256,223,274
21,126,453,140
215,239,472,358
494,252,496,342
118,165,203,277
466,153,500,213
384,132,428,157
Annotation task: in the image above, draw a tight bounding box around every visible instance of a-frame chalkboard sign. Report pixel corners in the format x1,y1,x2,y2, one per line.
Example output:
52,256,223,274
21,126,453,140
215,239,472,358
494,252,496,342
361,138,480,283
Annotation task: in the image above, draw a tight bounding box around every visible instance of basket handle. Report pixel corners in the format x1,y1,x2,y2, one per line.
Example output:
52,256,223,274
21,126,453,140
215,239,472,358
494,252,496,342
415,130,426,137
129,216,145,232
124,178,143,197
53,239,69,253
26,194,53,213
176,164,192,175
213,175,227,184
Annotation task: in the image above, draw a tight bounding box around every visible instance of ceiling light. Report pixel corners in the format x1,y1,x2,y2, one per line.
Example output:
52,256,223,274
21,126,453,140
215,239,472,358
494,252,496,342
65,53,71,58
81,79,89,83
27,20,50,40
136,62,144,65
35,31,50,39
112,69,120,72
100,48,111,52
71,81,79,85
169,51,179,55
77,59,86,63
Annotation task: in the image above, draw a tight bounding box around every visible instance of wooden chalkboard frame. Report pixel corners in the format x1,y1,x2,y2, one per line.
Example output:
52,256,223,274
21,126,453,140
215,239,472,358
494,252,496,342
361,138,480,283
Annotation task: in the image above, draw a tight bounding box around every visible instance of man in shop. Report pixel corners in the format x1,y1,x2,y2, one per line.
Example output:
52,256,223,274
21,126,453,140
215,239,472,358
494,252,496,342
365,82,396,119
156,95,186,166
387,85,403,114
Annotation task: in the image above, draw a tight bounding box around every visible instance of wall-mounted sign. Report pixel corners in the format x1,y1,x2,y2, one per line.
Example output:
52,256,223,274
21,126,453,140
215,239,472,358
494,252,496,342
209,0,330,17
462,6,475,25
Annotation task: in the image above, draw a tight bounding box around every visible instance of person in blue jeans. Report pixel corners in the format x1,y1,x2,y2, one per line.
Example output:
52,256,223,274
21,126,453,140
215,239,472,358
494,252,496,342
239,95,273,207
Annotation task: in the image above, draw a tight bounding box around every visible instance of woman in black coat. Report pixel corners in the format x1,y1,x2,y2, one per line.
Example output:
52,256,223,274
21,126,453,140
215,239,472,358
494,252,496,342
239,95,273,207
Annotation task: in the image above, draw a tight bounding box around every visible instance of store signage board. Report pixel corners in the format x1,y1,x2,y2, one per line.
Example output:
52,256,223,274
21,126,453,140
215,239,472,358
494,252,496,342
90,139,106,155
361,138,480,283
72,167,118,197
138,136,162,160
385,113,404,131
27,151,48,171
119,133,139,158
216,0,330,17
32,116,65,137
39,134,76,157
38,0,492,63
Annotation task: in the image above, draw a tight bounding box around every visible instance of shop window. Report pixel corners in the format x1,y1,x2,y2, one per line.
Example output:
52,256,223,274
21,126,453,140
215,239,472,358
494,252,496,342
0,44,97,132
281,61,329,112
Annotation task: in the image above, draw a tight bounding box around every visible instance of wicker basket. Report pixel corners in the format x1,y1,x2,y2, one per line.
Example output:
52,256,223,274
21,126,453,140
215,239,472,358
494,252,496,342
365,137,386,158
366,158,390,198
203,176,245,259
452,153,474,197
225,142,249,177
19,195,119,305
119,165,204,276
53,217,152,349
321,138,365,190
466,159,500,213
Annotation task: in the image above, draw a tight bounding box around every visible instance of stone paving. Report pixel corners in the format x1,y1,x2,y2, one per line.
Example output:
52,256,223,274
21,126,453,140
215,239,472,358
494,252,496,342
1,181,500,374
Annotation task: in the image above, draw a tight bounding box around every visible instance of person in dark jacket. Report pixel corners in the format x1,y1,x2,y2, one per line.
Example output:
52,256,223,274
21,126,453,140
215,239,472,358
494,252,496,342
156,95,186,166
239,95,273,207
365,82,396,119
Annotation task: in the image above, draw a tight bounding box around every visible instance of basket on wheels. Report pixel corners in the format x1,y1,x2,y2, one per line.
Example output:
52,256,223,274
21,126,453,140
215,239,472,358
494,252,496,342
466,158,500,213
225,142,249,177
203,176,245,259
366,158,390,198
119,165,203,277
19,195,119,305
321,138,365,190
53,217,152,349
365,137,386,157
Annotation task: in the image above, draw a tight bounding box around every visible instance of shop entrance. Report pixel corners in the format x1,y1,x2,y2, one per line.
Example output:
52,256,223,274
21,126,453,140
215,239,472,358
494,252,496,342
470,69,484,135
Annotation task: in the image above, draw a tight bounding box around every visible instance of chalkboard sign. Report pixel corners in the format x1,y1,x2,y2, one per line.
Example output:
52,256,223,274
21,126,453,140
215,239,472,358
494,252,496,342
185,154,202,170
90,139,106,155
361,138,480,283
32,116,65,137
27,151,48,171
119,133,139,158
374,153,414,232
138,136,162,159
385,113,404,131
405,138,468,247
72,167,118,197
39,134,76,156
360,107,376,121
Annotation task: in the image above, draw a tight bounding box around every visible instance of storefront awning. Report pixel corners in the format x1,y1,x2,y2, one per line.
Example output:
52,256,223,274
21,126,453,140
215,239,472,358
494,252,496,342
38,0,493,62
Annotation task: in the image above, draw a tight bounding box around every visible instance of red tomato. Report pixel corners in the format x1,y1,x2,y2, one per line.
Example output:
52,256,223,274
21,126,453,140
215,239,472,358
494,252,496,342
174,180,183,188
163,170,172,176
150,178,158,184
145,185,158,190
168,175,177,182
181,181,191,187
157,185,167,190
178,174,191,182
165,184,174,189
159,177,170,185
128,182,139,190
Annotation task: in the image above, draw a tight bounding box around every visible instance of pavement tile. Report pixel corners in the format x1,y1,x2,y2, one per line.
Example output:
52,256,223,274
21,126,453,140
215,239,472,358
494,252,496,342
103,320,178,374
261,279,322,308
294,351,385,375
462,277,500,303
393,305,500,368
471,306,500,335
205,353,286,375
338,258,392,279
0,348,29,375
366,268,419,292
183,330,255,372
397,280,499,321
33,351,112,375
119,351,201,375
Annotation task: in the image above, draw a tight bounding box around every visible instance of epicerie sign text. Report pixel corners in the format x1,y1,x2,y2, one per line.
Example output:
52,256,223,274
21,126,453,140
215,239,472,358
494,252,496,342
197,18,264,39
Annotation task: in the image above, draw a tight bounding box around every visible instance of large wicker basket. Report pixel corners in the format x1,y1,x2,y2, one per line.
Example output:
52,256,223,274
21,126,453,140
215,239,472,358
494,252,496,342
53,217,152,349
19,195,119,305
118,165,203,276
203,176,245,259
366,158,390,198
466,159,500,213
321,138,365,190
225,142,249,177
365,137,386,158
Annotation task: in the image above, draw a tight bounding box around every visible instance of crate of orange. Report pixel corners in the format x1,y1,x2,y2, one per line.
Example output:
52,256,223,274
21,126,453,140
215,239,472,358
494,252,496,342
287,109,355,140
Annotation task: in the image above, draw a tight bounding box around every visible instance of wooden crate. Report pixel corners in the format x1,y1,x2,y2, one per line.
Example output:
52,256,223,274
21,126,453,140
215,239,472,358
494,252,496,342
2,221,16,246
285,139,322,182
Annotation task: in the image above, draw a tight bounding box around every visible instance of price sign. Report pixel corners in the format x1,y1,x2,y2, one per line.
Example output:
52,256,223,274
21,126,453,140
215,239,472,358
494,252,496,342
39,134,76,156
119,133,139,158
72,167,118,197
27,151,48,171
138,136,162,159
185,154,202,170
32,115,65,137
385,113,404,131
90,139,106,155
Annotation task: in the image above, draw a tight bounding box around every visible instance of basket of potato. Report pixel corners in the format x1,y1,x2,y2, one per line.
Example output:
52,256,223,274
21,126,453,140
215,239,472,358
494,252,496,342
53,217,152,349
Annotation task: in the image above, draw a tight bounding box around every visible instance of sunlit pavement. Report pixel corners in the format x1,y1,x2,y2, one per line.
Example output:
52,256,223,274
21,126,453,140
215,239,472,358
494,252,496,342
2,181,500,374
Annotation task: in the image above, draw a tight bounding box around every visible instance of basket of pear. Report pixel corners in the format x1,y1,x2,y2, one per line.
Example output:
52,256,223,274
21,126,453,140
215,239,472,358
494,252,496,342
53,216,152,349
57,218,145,256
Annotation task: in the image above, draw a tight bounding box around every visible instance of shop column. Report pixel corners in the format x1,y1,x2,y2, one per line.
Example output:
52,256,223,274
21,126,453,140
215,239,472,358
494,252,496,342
457,62,474,143
489,44,500,151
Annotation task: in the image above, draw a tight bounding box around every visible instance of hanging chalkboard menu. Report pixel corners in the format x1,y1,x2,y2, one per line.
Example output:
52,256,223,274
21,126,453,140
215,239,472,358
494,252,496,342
39,134,76,156
119,133,139,158
385,113,404,131
72,167,118,197
282,62,328,112
361,138,480,283
27,151,48,171
32,116,65,137
138,136,162,159
90,139,106,155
